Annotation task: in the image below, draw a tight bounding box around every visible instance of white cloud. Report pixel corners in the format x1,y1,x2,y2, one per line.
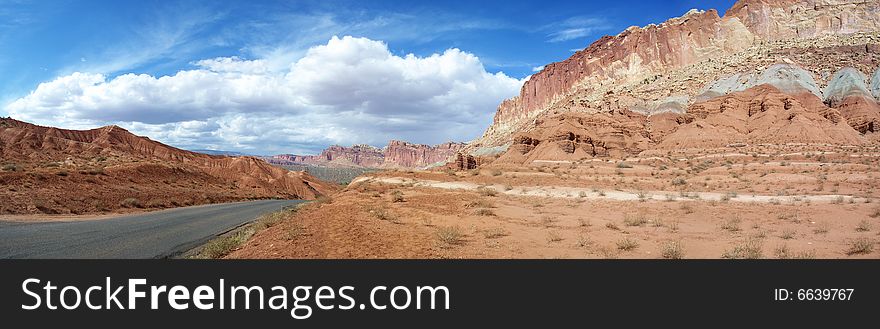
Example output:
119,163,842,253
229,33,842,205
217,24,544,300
544,16,610,43
6,36,524,155
532,66,545,72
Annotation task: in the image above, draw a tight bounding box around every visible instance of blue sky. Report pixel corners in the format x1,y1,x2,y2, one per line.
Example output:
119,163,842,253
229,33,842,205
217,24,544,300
0,0,736,155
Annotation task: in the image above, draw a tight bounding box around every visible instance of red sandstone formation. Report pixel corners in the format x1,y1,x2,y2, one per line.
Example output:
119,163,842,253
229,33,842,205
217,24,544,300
381,140,465,168
0,118,336,214
473,0,880,149
269,140,466,169
269,144,384,168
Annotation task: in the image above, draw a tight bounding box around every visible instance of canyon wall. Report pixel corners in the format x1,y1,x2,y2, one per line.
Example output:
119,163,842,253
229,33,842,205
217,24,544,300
472,0,880,150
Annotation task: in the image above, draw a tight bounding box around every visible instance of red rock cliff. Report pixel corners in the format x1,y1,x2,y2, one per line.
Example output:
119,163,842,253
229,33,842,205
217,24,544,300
382,140,466,168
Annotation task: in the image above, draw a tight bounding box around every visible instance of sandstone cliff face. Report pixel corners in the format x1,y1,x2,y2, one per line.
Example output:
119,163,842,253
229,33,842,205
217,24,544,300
382,140,466,168
473,0,880,150
268,141,466,169
269,144,384,168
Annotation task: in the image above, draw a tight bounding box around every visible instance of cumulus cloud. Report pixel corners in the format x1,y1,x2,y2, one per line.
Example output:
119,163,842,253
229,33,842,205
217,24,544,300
6,36,523,155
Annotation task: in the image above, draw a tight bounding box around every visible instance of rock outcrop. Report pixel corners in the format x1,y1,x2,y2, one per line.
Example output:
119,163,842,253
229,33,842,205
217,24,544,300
658,85,865,149
471,0,880,152
267,140,466,169
382,140,466,168
269,144,384,168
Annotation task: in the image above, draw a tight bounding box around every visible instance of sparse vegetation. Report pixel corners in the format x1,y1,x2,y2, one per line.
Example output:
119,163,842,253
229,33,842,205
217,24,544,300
722,237,763,259
576,236,593,248
547,231,563,242
679,203,694,214
483,227,508,239
477,187,498,197
464,199,494,208
391,190,405,203
855,220,871,232
623,214,648,227
616,161,633,169
436,226,464,246
780,229,796,240
616,237,639,251
661,241,684,259
720,217,742,232
196,209,295,259
474,208,496,216
371,207,398,222
846,238,874,256
121,198,143,208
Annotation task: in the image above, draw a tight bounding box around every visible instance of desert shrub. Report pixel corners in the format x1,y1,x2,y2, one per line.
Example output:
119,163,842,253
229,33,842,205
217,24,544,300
1,163,17,171
477,187,498,197
616,238,639,251
121,198,143,208
679,203,694,214
671,177,687,186
855,220,871,232
391,191,405,203
576,236,593,248
616,162,633,169
623,214,648,227
780,229,796,240
436,226,463,245
605,222,620,231
547,231,563,242
722,238,763,259
578,191,588,198
846,238,874,255
720,217,741,232
464,199,495,208
661,241,685,259
474,208,496,216
490,169,502,176
773,244,791,259
482,228,507,239
371,207,398,222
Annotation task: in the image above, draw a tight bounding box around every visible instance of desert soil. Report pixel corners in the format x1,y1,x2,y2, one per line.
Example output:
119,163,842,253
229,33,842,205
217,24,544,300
229,147,880,259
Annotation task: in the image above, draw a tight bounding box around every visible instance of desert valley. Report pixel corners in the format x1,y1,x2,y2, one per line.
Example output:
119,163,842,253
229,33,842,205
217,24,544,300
3,0,880,259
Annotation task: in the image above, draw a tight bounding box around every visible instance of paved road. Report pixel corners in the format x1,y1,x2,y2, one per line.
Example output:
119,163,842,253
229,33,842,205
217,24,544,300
0,200,305,259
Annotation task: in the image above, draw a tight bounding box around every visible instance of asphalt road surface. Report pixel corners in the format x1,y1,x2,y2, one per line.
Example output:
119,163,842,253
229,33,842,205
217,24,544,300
0,200,305,259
